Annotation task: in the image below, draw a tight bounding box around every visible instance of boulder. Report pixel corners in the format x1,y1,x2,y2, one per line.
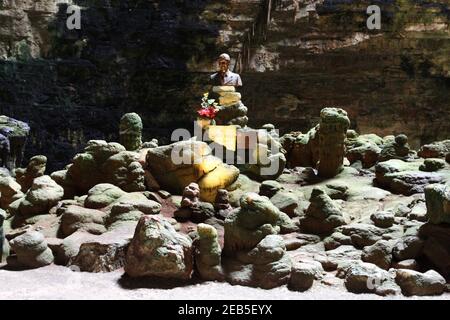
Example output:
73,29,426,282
418,140,450,158
60,205,107,237
11,175,64,222
419,158,446,172
288,261,324,291
345,133,383,168
269,191,298,217
125,215,193,279
225,235,292,289
8,230,54,268
300,187,346,236
84,184,126,209
64,140,145,194
340,260,400,296
419,223,450,278
146,140,239,202
370,211,395,228
392,236,424,261
194,224,224,281
424,184,450,224
0,176,23,209
259,180,282,198
395,269,446,296
379,134,415,162
375,160,443,195
224,193,296,254
15,155,46,192
361,240,394,270
69,222,136,272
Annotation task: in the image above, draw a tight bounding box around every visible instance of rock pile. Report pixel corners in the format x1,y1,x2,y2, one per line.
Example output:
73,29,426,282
212,86,248,128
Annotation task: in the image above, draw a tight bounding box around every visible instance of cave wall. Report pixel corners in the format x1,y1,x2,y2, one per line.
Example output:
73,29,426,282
0,0,449,171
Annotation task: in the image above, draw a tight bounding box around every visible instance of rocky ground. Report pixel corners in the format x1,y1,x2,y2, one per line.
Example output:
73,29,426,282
0,109,450,300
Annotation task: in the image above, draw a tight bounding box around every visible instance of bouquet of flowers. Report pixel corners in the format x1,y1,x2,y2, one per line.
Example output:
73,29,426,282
197,93,219,119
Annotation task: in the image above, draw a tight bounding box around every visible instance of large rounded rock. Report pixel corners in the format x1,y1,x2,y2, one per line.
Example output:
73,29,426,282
0,176,23,209
60,205,107,237
84,184,126,209
224,193,296,254
125,215,193,279
15,155,46,192
8,231,54,268
361,240,394,270
392,236,424,261
424,184,450,224
395,269,446,296
12,175,64,220
289,261,324,292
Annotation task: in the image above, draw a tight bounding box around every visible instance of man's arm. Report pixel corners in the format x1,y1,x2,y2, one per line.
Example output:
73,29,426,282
236,74,243,86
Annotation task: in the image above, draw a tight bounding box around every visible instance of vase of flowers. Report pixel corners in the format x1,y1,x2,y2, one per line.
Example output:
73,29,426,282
196,93,218,128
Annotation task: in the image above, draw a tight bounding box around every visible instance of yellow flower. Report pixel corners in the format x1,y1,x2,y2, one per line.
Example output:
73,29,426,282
203,92,209,98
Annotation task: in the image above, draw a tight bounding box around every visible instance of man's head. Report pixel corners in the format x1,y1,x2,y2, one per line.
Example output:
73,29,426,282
218,53,231,73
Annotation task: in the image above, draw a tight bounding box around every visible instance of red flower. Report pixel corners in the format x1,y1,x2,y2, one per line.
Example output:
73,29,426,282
197,106,218,119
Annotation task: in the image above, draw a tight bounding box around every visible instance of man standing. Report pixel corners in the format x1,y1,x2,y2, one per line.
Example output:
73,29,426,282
210,53,243,87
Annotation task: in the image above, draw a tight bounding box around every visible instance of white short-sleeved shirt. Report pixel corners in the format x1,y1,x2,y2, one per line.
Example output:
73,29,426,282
210,71,243,86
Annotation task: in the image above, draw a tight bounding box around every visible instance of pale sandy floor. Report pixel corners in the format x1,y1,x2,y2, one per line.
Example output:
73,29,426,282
0,265,448,300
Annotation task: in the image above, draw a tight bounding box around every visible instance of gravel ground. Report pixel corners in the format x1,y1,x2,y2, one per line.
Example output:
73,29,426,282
0,265,448,300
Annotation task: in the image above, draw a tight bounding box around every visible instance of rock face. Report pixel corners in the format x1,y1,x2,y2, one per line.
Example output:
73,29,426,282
1,0,450,172
119,113,143,152
146,140,239,202
318,108,350,178
62,140,146,195
194,224,223,281
301,187,346,236
125,215,193,280
395,269,446,296
8,231,54,268
212,86,248,128
0,116,30,171
224,193,295,254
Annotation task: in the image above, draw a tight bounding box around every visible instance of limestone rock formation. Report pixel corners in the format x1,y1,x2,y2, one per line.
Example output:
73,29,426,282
418,140,450,158
10,175,64,224
375,160,444,195
60,205,107,237
237,127,286,181
224,193,296,254
212,86,248,128
84,184,127,209
300,187,346,236
0,176,23,209
125,215,193,279
119,113,143,152
395,269,446,296
361,240,394,270
0,116,30,171
146,140,239,202
214,189,233,220
318,108,350,178
280,126,319,169
345,132,383,168
424,184,450,224
370,211,395,228
419,158,446,172
225,235,292,289
194,223,224,281
69,223,136,272
61,140,146,195
15,155,47,193
379,134,415,162
8,231,54,268
288,261,324,292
